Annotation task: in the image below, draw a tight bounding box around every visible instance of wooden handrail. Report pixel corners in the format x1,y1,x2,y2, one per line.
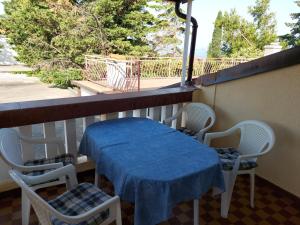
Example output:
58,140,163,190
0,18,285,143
0,87,196,128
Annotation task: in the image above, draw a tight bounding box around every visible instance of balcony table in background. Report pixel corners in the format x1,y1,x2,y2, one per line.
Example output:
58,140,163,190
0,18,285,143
79,117,224,225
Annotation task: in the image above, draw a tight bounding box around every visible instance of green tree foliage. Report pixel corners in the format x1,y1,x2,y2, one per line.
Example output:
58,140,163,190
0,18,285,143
0,0,105,65
207,11,223,58
147,1,184,56
220,10,261,58
280,1,300,47
0,0,181,66
248,0,277,49
209,0,277,58
89,0,157,56
0,0,182,87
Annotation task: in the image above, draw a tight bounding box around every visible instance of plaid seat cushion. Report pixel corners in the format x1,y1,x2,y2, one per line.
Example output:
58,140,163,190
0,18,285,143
216,148,258,171
49,183,111,225
178,127,198,140
23,154,74,176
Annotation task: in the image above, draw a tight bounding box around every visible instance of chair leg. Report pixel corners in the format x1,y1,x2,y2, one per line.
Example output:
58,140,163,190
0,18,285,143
221,171,235,218
65,166,79,190
250,171,255,208
22,191,31,225
221,191,231,218
94,170,101,187
193,199,199,225
116,200,122,225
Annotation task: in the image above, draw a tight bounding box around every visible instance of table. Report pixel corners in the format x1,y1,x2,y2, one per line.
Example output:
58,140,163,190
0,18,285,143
79,117,224,225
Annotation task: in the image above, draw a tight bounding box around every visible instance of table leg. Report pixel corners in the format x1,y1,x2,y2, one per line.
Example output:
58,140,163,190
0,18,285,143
94,169,101,187
193,199,199,225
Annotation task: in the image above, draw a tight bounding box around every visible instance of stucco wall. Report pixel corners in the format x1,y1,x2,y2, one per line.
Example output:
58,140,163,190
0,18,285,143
194,64,300,197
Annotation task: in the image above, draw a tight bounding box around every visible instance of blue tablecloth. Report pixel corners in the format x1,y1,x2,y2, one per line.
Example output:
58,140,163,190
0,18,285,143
79,117,224,225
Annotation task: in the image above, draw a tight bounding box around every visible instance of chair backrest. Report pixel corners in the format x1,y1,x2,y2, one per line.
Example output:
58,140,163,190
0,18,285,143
184,103,216,133
0,128,24,167
9,170,54,225
236,120,275,156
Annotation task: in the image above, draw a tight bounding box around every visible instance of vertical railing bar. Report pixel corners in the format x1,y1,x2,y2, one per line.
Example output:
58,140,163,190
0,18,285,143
137,60,141,91
43,122,58,157
100,114,107,121
64,119,77,163
160,106,167,123
171,104,179,129
133,109,141,117
118,112,126,118
83,116,95,131
181,103,187,128
148,108,155,120
18,125,34,161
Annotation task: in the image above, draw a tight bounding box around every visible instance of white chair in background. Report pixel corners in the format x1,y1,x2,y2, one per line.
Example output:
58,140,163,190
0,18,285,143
204,120,275,218
165,103,216,141
0,128,75,225
9,165,122,225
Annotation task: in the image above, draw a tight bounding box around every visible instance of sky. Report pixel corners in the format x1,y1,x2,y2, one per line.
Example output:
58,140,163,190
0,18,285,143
0,0,297,56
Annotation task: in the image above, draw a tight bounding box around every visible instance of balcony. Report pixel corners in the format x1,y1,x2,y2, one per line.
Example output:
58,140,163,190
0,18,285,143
0,47,299,225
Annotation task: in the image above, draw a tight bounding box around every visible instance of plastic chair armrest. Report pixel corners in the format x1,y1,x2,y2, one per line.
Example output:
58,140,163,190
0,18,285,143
239,152,266,160
164,115,177,124
163,107,184,124
204,127,239,145
196,118,216,140
17,164,77,187
17,162,64,173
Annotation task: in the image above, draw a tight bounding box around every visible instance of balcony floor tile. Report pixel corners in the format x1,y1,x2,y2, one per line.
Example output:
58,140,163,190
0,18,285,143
0,171,299,225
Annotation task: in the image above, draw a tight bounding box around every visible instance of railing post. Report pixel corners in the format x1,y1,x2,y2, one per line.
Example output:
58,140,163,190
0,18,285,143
83,116,95,130
100,114,107,121
148,108,155,120
43,122,58,157
160,106,167,123
201,58,206,75
137,60,141,91
181,103,187,128
168,59,171,77
133,110,141,117
64,119,77,163
18,126,34,162
171,104,179,129
118,112,126,118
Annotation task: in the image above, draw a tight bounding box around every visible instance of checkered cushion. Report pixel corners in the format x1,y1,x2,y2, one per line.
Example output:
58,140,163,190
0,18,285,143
49,183,111,225
23,154,74,176
216,148,258,171
178,127,198,140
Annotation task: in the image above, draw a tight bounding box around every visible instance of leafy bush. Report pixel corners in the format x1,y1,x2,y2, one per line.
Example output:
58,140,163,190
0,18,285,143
34,69,82,89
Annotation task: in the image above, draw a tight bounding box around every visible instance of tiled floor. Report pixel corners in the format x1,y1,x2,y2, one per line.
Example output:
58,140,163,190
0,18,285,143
0,171,299,225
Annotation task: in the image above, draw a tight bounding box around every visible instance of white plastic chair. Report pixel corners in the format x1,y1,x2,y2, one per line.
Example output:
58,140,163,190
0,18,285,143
0,128,74,225
204,120,275,218
164,103,216,141
9,165,122,225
